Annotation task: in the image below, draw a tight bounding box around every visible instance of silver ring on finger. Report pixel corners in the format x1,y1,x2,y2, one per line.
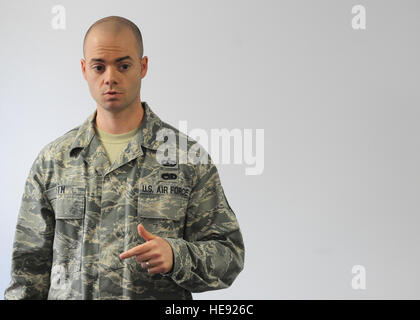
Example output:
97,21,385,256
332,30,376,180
145,261,151,268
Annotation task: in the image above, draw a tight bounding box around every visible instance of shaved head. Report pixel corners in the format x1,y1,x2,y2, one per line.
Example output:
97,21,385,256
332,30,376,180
80,15,149,116
83,16,144,59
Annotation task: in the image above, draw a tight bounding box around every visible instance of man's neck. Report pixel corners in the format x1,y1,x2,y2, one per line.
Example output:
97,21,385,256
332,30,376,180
95,100,144,134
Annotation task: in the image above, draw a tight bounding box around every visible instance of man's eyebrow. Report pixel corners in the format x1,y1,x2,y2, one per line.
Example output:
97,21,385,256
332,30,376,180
89,56,134,64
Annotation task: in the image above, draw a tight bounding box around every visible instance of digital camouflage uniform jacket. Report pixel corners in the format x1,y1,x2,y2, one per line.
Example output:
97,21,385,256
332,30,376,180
4,102,245,300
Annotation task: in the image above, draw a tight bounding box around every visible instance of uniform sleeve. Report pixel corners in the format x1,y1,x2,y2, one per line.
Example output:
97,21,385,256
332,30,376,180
163,159,245,293
4,149,55,300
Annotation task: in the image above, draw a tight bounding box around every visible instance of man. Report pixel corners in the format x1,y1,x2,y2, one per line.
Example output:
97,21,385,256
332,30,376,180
4,16,244,300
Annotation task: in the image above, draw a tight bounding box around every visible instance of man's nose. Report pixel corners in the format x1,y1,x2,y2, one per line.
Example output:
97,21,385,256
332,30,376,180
104,66,118,85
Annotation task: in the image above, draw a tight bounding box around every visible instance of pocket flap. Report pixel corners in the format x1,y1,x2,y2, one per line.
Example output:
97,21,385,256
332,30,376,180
44,185,86,219
55,196,85,219
138,193,187,221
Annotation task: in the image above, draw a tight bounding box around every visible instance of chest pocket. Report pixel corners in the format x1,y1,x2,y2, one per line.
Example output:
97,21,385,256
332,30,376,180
44,184,86,273
45,185,86,219
138,188,189,239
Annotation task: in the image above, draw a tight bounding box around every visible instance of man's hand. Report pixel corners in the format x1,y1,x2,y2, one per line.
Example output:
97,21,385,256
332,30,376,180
119,224,174,275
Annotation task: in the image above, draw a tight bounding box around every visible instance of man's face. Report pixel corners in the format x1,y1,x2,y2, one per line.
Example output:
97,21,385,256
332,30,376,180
81,27,148,113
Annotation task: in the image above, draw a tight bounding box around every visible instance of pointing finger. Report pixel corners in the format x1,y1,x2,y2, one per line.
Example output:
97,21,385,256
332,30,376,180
120,242,151,259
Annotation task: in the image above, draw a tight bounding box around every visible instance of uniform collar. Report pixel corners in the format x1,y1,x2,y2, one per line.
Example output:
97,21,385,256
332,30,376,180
69,101,165,158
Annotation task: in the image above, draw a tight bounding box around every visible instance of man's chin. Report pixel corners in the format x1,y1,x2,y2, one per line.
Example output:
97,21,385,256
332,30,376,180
100,101,126,112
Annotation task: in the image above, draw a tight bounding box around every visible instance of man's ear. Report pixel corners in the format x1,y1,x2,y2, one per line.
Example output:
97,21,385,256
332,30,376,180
81,58,87,81
140,56,148,80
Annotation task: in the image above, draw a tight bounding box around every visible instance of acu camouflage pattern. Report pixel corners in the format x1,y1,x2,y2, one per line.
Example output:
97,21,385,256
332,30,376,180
4,102,245,300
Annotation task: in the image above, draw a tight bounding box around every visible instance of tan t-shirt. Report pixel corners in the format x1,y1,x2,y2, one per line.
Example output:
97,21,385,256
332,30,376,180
94,125,140,164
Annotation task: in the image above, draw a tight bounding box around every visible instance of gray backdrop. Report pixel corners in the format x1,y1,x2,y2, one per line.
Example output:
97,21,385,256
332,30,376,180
1,0,419,299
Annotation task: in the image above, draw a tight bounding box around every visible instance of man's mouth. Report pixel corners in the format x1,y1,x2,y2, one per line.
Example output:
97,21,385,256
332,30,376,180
104,90,121,95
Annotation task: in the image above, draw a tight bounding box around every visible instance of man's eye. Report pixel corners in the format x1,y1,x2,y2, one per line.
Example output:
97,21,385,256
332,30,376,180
120,64,130,70
94,66,103,72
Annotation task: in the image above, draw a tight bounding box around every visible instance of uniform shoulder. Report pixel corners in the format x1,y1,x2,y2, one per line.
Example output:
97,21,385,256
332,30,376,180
159,119,199,149
38,126,80,158
159,119,216,180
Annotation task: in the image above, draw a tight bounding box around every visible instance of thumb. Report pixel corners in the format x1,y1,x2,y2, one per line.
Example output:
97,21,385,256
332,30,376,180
138,224,157,241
